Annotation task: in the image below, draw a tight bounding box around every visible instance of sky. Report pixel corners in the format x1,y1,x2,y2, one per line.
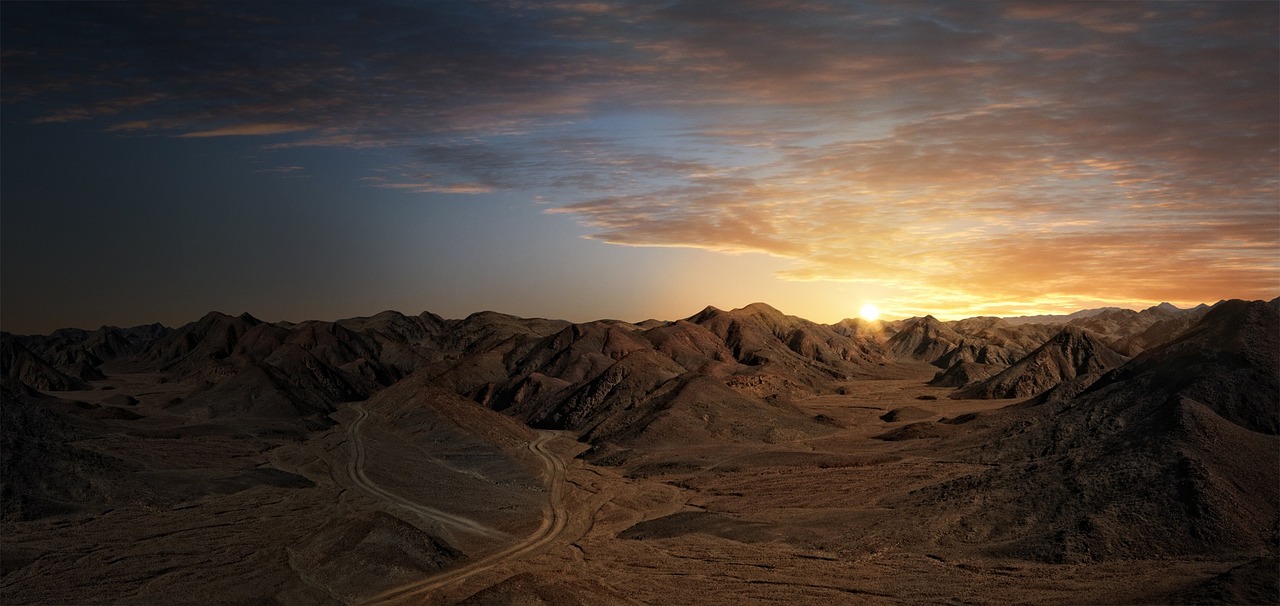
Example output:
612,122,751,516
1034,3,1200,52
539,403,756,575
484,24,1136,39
2,1,1277,333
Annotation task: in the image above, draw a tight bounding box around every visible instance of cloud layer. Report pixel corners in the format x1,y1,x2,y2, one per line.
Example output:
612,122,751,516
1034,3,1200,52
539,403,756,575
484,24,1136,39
3,0,1276,317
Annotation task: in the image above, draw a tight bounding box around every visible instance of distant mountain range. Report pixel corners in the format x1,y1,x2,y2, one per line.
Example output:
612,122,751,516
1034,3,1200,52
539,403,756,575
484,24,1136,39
1001,301,1209,325
0,300,1245,445
2,297,1276,579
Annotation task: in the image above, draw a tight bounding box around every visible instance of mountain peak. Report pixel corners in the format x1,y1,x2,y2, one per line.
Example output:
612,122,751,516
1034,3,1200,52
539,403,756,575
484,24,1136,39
688,305,725,324
1144,302,1183,314
738,302,785,317
957,325,1127,400
885,315,962,365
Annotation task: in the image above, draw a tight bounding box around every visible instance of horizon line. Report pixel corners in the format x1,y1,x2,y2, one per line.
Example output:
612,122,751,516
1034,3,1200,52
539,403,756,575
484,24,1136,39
7,297,1272,337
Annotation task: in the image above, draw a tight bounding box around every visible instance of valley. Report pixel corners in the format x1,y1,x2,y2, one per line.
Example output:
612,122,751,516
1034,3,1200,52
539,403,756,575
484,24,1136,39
2,300,1276,604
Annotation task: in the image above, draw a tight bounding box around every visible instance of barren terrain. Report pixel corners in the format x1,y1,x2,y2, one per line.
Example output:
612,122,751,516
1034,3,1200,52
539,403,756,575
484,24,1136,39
2,300,1276,604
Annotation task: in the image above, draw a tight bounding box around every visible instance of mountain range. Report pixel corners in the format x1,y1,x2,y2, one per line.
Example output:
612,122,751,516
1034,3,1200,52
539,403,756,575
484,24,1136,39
1,298,1275,604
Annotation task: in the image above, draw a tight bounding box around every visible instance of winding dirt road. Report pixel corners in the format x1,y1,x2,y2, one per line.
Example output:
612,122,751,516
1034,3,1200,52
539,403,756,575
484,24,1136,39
348,404,569,605
346,404,507,540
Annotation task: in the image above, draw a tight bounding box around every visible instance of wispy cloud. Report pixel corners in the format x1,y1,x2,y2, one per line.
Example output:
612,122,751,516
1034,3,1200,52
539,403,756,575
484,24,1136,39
31,109,92,123
254,165,306,174
2,0,1276,315
179,123,311,138
374,182,496,194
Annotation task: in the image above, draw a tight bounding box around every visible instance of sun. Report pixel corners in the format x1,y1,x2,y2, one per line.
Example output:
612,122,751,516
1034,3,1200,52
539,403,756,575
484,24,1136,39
859,303,880,322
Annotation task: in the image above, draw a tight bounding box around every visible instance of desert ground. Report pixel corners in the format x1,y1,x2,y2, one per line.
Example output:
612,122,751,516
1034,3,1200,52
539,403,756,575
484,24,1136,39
414,369,1265,606
3,301,1276,604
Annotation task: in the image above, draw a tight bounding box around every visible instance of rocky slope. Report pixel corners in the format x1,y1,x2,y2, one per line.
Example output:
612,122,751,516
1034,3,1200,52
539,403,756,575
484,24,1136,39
1069,302,1212,355
0,300,1241,451
955,327,1129,399
4,297,1275,604
0,338,90,391
907,298,1279,564
884,315,963,366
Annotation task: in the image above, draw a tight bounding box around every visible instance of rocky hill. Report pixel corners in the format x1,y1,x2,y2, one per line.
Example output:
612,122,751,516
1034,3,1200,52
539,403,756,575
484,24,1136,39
0,300,1245,451
883,315,963,366
955,327,1129,399
3,297,1275,604
906,298,1279,564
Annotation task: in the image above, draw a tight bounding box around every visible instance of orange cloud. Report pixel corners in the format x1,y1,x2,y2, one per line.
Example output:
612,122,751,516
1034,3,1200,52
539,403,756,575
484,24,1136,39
178,123,311,138
4,1,1275,320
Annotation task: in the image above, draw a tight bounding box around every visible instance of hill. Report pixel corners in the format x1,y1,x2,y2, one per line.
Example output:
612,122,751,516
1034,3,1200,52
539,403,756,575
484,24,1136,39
906,299,1279,564
955,327,1129,399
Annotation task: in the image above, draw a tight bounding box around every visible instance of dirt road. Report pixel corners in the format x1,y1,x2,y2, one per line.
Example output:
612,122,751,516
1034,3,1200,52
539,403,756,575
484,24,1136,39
346,404,508,540
349,404,569,605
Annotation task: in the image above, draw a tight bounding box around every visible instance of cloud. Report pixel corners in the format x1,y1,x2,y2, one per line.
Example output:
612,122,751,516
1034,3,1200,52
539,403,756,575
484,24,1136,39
254,165,306,174
179,123,311,138
31,109,92,123
374,182,496,194
3,0,1276,315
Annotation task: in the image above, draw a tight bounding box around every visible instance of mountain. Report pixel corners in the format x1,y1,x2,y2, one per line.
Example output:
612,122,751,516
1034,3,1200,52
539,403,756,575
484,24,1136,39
0,300,1232,451
883,315,963,367
907,298,1279,564
431,304,843,463
1104,304,1212,356
955,327,1129,399
639,319,738,376
4,298,1277,604
1093,298,1278,434
79,324,165,362
689,303,887,388
922,318,1064,388
125,311,264,381
946,317,1060,359
0,337,90,391
929,361,1003,388
830,317,886,340
169,362,342,428
0,300,1249,447
1000,303,1212,357
1003,307,1125,325
0,323,174,388
439,311,571,358
119,311,480,426
335,310,449,374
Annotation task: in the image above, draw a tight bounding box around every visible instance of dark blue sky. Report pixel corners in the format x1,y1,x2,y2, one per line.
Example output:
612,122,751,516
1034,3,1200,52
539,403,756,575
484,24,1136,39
3,1,1277,332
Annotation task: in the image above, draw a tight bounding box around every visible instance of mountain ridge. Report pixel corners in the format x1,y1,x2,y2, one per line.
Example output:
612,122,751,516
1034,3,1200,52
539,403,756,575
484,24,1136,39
3,297,1276,604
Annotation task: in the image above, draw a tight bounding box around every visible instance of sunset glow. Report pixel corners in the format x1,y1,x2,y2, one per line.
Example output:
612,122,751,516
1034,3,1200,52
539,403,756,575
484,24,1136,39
860,304,881,322
2,2,1276,332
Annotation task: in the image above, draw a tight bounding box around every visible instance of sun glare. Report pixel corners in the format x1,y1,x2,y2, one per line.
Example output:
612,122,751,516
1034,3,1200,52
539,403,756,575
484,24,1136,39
859,303,880,322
